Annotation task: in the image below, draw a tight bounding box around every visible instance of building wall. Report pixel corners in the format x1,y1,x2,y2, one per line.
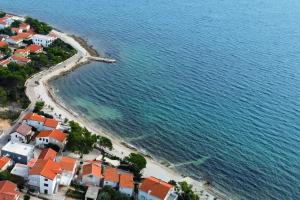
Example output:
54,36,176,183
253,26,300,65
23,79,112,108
82,174,101,186
119,187,133,197
10,132,27,143
39,175,57,194
28,174,40,188
35,137,64,148
32,36,55,47
138,192,160,200
103,180,118,188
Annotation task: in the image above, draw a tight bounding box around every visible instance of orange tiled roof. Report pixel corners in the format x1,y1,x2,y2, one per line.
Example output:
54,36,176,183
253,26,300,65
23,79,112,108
38,148,57,160
24,113,45,122
82,163,101,178
17,32,32,39
11,55,30,62
140,177,173,200
0,41,7,47
0,59,10,65
15,48,29,54
36,129,66,142
26,44,43,53
104,167,119,183
119,173,134,189
0,180,20,200
59,157,76,172
9,35,23,42
44,118,58,128
0,157,10,170
19,23,29,29
29,159,61,180
27,158,37,168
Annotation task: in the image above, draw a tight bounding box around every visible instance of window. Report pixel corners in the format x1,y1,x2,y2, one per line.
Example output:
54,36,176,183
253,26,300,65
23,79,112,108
46,139,48,142
44,183,48,187
44,189,48,194
44,178,48,181
39,138,42,141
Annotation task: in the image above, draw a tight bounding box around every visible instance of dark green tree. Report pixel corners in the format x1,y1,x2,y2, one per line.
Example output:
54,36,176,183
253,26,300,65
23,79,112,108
176,181,199,200
11,20,21,28
98,136,113,160
33,101,45,112
124,153,147,180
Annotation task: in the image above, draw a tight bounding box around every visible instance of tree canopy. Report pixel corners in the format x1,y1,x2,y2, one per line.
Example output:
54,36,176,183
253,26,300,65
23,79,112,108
97,186,130,200
11,20,21,28
175,181,199,200
0,27,14,36
124,153,147,179
66,121,97,155
0,12,5,18
25,17,52,34
33,101,45,112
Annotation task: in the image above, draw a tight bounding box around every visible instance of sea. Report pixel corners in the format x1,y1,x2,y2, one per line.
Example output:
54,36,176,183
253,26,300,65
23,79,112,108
1,0,300,199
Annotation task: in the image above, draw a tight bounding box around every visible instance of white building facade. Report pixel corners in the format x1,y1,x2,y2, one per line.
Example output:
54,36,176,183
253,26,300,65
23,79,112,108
32,34,56,47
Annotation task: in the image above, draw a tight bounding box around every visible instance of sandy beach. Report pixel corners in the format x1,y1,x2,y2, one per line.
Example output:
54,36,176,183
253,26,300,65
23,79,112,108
24,30,225,200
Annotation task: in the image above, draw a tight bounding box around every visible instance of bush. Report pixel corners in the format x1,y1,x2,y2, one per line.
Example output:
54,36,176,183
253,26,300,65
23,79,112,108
24,194,30,200
33,101,44,112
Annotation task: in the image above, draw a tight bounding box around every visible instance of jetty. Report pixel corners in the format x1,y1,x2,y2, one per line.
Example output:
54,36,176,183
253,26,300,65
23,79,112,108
88,56,116,63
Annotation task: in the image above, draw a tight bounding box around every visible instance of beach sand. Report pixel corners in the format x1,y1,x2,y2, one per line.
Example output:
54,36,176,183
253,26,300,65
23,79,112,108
24,30,225,200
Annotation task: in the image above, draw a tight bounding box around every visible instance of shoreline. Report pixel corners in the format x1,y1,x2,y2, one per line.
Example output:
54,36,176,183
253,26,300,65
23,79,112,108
22,24,228,200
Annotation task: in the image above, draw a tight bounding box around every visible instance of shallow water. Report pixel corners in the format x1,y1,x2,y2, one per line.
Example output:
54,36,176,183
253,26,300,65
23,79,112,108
2,0,300,199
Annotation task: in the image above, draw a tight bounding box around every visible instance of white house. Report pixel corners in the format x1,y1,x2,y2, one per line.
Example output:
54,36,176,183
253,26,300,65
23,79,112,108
119,173,134,197
58,156,77,186
10,123,33,143
81,162,102,186
103,167,119,188
0,156,12,172
23,113,46,130
35,129,67,149
32,34,56,47
28,159,61,195
1,141,34,164
138,176,178,200
23,113,59,131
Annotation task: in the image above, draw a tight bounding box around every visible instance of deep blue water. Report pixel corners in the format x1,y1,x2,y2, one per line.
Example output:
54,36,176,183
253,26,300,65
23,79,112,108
2,0,300,199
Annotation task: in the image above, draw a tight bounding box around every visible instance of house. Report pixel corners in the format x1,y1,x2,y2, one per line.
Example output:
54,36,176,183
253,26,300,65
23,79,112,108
0,156,12,172
9,55,31,65
11,163,29,179
18,32,33,41
138,176,178,200
0,16,14,29
0,59,10,67
26,44,43,53
12,27,23,34
19,23,30,31
81,162,102,186
38,148,57,160
32,34,56,47
1,141,34,164
119,173,134,197
35,129,67,149
28,159,61,194
23,113,60,131
0,41,8,47
10,123,33,143
85,186,99,200
6,35,23,46
103,167,119,188
58,156,77,186
0,180,20,200
14,48,30,57
44,118,59,130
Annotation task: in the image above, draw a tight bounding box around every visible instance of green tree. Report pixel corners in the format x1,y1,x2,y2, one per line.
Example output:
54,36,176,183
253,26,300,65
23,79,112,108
33,101,45,112
0,12,5,18
176,181,199,200
25,17,52,34
11,20,21,28
0,27,13,36
98,136,113,160
124,153,147,179
97,192,111,200
0,87,7,106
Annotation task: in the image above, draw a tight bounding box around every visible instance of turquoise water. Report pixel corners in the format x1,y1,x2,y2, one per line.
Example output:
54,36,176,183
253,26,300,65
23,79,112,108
2,0,300,199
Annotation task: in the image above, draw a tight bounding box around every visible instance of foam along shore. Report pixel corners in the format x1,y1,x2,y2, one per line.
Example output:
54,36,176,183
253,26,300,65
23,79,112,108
25,30,225,200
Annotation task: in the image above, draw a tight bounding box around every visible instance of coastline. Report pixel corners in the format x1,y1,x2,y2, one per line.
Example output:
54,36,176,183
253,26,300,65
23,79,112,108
24,29,227,200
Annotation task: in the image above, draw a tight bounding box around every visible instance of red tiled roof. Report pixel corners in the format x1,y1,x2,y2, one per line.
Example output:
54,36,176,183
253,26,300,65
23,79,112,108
0,157,10,170
59,157,76,172
140,177,173,200
17,32,32,39
15,48,29,54
0,180,20,200
15,123,32,136
29,159,61,180
82,163,101,178
24,113,45,122
11,27,21,33
11,55,30,63
0,59,10,66
0,41,7,47
19,23,29,29
44,118,58,128
27,158,37,168
36,129,66,142
38,148,57,160
104,167,119,183
119,173,134,189
9,35,23,42
26,44,43,53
